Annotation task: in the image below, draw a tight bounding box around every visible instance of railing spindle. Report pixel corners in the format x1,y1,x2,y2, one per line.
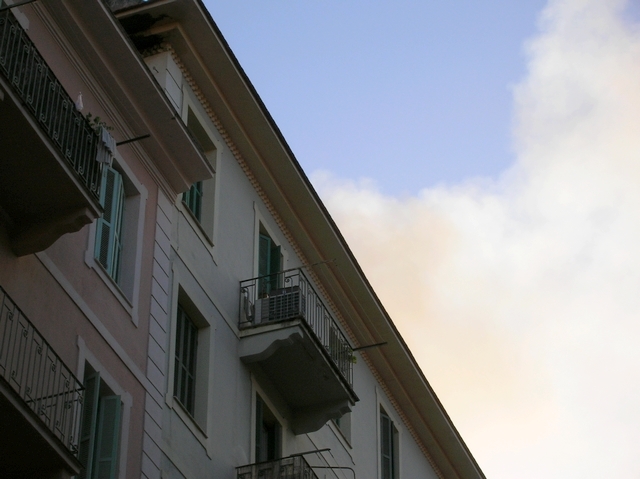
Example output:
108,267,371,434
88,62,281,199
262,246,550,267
239,268,354,388
0,9,102,200
0,286,84,455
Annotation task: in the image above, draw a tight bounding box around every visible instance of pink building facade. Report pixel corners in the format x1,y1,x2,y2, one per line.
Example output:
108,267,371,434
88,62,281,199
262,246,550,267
0,1,210,477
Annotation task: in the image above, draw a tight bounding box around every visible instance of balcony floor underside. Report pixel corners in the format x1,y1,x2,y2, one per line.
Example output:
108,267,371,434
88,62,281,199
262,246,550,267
0,81,100,254
0,378,81,478
239,322,357,434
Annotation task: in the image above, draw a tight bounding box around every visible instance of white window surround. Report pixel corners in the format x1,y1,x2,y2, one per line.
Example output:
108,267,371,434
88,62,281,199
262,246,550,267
178,84,222,256
376,388,402,479
250,377,289,463
252,203,289,278
84,151,147,327
331,412,353,451
76,336,132,479
165,265,215,458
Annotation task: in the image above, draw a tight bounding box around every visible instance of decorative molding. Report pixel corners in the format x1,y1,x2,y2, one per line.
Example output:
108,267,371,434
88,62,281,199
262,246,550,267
140,42,444,476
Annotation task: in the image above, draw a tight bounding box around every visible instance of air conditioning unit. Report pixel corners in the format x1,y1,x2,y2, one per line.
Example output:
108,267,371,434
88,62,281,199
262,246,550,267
258,286,306,323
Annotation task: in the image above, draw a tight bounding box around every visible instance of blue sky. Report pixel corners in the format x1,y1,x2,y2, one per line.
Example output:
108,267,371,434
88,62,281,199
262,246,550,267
206,1,547,195
203,2,640,478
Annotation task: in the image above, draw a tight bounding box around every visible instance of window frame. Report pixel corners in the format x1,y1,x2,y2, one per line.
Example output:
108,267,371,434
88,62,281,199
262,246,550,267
253,211,288,285
95,165,125,283
173,303,199,416
179,86,221,251
165,274,215,455
75,339,132,479
250,382,287,464
255,393,282,463
380,408,399,479
78,370,123,479
85,152,147,326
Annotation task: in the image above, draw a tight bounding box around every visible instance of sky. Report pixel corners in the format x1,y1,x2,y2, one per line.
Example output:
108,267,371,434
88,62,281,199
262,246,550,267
205,1,640,478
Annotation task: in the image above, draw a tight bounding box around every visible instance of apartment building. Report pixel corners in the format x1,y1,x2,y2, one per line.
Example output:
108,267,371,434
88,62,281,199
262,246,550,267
0,0,210,477
0,0,484,478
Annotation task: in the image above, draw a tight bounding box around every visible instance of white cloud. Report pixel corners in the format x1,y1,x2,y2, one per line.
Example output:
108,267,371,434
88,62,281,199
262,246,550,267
313,0,640,477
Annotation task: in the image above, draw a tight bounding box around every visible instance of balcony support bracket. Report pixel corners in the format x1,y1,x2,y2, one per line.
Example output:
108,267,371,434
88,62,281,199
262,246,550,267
11,207,97,256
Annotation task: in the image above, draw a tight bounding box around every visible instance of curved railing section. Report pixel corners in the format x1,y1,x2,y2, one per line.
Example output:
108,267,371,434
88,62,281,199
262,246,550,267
0,9,102,199
237,455,319,479
0,285,84,455
240,267,354,388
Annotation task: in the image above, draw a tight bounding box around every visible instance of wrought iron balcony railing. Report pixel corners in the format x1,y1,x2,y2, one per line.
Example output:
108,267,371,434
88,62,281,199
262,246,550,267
0,9,102,199
240,268,354,388
0,285,84,455
237,455,319,479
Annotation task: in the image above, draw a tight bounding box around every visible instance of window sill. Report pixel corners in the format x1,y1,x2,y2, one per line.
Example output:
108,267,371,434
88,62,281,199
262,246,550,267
88,257,136,323
168,395,211,456
330,419,354,452
177,201,217,266
180,201,214,244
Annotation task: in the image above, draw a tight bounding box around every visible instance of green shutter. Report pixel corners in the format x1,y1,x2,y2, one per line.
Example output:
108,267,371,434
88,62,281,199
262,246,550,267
93,395,122,479
259,234,282,294
95,166,125,283
183,182,203,221
269,244,281,289
259,234,271,277
258,234,271,296
78,372,100,479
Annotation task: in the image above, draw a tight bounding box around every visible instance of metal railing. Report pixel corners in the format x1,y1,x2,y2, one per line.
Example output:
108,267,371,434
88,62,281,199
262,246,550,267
240,268,354,387
0,9,102,199
237,455,319,479
0,285,84,455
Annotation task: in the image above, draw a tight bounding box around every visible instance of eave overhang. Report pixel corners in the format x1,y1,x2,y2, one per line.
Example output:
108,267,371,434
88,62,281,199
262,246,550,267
38,0,213,196
111,1,485,477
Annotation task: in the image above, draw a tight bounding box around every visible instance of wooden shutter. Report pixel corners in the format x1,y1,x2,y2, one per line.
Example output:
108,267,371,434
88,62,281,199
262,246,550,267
93,395,122,479
78,372,100,479
95,166,125,282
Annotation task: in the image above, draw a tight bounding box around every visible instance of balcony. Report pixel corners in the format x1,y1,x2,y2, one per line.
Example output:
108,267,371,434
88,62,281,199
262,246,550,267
0,9,105,256
239,268,358,434
237,455,318,479
0,285,84,477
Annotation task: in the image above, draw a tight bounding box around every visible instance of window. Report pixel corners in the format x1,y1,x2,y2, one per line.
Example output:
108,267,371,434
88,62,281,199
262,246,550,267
255,394,281,463
174,303,198,416
183,181,203,222
78,369,122,479
333,412,352,443
90,159,146,313
380,408,399,479
182,106,217,242
258,227,282,296
169,289,211,432
95,166,125,283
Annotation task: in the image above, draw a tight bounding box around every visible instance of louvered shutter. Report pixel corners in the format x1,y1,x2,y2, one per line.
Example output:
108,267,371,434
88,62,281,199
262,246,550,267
258,234,271,296
95,166,124,282
78,372,100,479
184,181,203,221
93,395,122,479
269,244,281,289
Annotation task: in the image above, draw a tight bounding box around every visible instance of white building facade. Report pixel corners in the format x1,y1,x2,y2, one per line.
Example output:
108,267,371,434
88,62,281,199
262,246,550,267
107,1,485,478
